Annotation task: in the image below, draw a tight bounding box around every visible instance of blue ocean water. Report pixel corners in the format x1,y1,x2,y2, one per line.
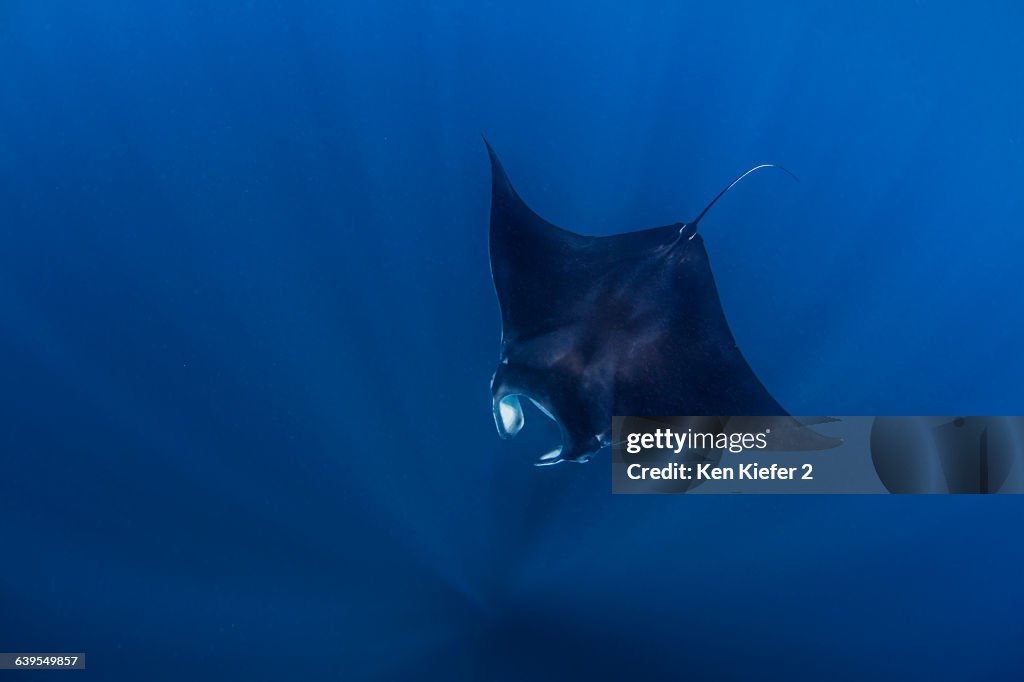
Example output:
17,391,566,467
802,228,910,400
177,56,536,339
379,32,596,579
1,1,1022,679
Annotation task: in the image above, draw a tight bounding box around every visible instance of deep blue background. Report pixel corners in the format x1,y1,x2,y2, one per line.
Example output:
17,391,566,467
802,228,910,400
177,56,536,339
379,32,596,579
1,1,1022,679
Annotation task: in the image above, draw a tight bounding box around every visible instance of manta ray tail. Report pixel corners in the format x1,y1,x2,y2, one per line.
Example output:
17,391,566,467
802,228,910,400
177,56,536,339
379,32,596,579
680,164,799,241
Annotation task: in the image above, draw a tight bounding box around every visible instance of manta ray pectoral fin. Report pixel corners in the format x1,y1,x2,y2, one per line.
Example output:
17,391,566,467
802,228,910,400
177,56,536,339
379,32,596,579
484,140,833,466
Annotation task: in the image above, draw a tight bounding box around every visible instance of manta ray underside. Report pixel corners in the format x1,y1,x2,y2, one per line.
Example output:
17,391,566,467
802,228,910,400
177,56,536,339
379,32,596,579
485,140,839,466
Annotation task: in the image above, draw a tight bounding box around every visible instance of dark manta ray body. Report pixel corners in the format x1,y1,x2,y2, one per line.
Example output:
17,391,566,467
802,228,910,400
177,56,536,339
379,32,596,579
485,141,835,466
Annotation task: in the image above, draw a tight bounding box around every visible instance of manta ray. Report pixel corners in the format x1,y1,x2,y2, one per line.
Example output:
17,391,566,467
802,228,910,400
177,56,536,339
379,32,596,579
485,140,837,466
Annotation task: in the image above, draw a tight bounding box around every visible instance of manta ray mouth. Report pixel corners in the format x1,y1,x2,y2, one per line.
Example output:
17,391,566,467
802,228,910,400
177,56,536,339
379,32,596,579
493,394,566,466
